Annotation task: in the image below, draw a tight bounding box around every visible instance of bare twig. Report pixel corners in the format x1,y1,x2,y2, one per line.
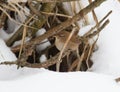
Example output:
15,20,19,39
10,0,106,52
86,36,99,69
11,11,111,56
6,2,56,46
19,15,34,58
56,27,77,71
68,19,109,71
0,50,71,68
34,0,80,3
77,1,89,25
85,19,109,39
76,43,88,71
26,0,107,48
88,0,98,27
84,10,112,37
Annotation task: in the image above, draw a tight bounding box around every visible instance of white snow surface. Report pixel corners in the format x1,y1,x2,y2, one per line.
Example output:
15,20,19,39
0,67,120,92
0,39,17,62
90,0,120,77
0,0,120,92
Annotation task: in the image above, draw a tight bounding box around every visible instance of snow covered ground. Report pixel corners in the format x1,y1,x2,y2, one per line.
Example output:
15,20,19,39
90,0,120,77
0,0,120,92
0,68,120,92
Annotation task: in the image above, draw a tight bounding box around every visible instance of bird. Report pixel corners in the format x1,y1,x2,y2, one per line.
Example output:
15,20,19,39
54,30,81,52
54,30,82,71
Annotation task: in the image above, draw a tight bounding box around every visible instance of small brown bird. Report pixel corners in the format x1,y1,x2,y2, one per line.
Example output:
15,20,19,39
54,30,80,51
54,30,82,71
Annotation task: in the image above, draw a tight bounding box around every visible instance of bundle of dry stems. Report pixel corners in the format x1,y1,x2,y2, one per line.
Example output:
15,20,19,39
0,0,111,72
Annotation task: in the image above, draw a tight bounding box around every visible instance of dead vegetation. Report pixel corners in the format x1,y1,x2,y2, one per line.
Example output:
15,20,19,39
0,0,111,72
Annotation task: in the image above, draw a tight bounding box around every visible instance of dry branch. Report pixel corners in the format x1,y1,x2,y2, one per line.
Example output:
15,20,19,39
28,0,106,45
34,0,80,3
1,19,109,69
0,0,109,71
12,0,106,51
69,19,109,71
85,19,109,39
6,2,56,46
0,50,71,68
88,0,98,25
83,10,112,37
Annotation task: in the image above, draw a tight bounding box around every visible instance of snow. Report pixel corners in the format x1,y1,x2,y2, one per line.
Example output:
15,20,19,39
0,39,17,62
0,29,12,41
36,28,51,52
0,65,41,80
39,54,47,63
0,67,120,92
12,37,31,47
78,24,94,36
90,0,120,77
7,0,27,3
0,0,120,92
